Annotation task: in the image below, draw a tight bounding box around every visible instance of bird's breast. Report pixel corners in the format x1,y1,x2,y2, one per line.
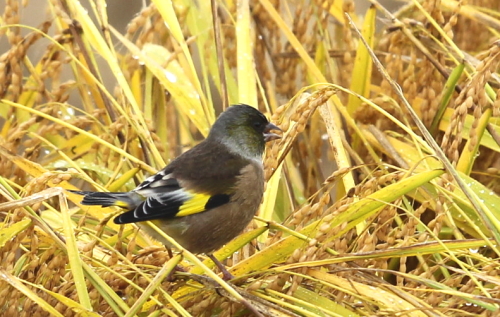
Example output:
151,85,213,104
230,161,265,209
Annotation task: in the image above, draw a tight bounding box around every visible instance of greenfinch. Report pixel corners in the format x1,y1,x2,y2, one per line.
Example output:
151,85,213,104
72,104,281,278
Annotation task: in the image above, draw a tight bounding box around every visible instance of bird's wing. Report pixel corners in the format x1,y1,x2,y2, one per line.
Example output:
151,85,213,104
114,141,247,224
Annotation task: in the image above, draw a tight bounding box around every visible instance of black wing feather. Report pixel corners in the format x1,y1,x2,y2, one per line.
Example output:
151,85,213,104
114,193,231,224
114,140,246,224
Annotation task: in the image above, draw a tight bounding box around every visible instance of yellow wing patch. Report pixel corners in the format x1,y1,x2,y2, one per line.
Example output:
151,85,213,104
114,201,132,209
176,192,211,217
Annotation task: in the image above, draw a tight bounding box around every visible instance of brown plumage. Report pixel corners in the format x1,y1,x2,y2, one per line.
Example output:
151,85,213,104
145,162,264,253
71,105,281,275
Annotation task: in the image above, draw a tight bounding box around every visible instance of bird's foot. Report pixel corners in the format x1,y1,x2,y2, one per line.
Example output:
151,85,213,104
166,265,187,282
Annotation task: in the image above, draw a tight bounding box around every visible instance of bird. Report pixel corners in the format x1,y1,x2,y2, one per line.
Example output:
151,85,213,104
71,104,281,279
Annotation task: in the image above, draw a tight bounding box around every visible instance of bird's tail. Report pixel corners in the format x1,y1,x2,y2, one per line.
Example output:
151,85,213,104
69,190,143,210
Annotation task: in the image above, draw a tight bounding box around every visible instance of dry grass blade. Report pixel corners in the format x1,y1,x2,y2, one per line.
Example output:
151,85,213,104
346,11,500,250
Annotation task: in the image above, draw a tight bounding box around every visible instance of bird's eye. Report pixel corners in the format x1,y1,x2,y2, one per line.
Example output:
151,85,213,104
253,121,262,129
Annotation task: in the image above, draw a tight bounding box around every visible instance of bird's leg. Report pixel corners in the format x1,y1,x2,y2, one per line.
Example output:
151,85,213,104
207,253,234,281
166,246,174,259
165,246,187,281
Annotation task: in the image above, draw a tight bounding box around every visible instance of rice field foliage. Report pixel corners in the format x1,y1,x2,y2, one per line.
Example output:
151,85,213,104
1,0,500,316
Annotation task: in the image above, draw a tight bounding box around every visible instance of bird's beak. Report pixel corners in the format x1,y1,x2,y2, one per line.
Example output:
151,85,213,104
263,123,282,142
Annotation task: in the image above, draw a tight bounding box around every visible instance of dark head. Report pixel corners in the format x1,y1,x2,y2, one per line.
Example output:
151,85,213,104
208,104,281,160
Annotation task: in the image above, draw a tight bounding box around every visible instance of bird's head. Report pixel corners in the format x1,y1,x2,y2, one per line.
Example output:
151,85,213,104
208,104,282,160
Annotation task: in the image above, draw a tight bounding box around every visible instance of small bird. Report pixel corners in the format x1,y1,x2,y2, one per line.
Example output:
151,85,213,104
71,104,281,279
